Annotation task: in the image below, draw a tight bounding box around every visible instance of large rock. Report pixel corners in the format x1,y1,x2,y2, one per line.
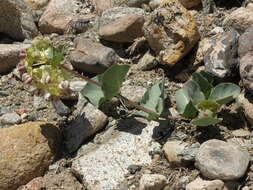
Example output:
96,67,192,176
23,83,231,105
98,14,145,43
69,37,118,74
72,118,161,190
39,0,94,34
0,122,61,190
0,44,31,73
143,0,200,66
204,30,239,79
223,4,253,33
0,0,38,40
195,139,250,180
64,95,108,153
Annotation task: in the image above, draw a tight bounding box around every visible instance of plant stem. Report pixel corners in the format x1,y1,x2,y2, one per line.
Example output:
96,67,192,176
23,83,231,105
60,64,178,120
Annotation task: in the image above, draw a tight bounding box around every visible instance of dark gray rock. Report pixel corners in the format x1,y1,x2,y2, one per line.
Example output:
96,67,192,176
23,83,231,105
204,30,240,79
195,139,250,180
0,0,38,40
69,38,118,74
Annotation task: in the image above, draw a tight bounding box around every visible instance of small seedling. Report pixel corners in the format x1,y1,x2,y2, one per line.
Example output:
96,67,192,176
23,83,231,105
176,72,240,126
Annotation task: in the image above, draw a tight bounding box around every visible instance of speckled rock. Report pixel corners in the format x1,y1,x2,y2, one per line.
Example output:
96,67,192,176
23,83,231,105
186,177,226,190
204,30,239,78
0,122,61,190
24,0,49,10
0,0,38,40
195,139,250,180
139,174,167,190
112,0,151,7
98,14,145,43
70,37,117,74
237,93,253,125
143,0,200,66
0,44,31,74
149,0,201,9
0,112,21,127
223,4,253,33
72,118,161,190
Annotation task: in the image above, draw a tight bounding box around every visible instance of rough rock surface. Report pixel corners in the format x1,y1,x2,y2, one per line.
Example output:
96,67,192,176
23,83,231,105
139,174,167,190
186,177,225,190
195,139,250,180
0,122,61,190
237,93,253,125
0,0,38,40
24,0,50,10
72,118,161,190
70,37,117,74
0,112,21,126
149,0,201,9
204,30,239,78
0,44,31,73
98,14,145,43
143,0,200,66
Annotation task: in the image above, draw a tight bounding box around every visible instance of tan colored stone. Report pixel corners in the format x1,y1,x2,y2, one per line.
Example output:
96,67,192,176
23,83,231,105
143,0,200,66
179,0,201,8
0,122,61,190
24,0,50,10
186,177,225,190
92,0,113,14
99,14,145,43
237,93,253,125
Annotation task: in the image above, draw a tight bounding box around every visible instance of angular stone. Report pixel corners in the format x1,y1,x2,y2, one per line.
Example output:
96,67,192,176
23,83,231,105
72,118,161,190
0,122,61,190
223,5,253,33
195,139,250,180
0,44,31,74
186,177,225,190
0,112,21,126
0,0,38,40
69,37,117,74
65,96,108,153
99,14,145,43
204,30,239,78
139,174,167,190
143,0,200,66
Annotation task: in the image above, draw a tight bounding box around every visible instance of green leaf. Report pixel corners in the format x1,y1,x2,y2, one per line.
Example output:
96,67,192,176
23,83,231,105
192,72,213,98
81,75,105,107
208,83,240,105
140,81,165,119
182,100,198,118
191,117,222,126
197,100,221,113
102,64,130,100
176,80,205,116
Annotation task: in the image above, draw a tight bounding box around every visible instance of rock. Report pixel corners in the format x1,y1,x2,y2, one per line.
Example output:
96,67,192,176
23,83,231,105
33,96,47,111
223,5,253,34
92,0,113,13
136,51,158,71
163,140,199,165
0,122,61,190
149,0,201,9
24,0,49,10
204,30,239,79
149,0,162,9
0,44,31,73
195,139,250,180
72,118,161,189
121,85,146,103
51,99,70,116
98,14,145,43
186,177,225,190
111,0,151,7
39,0,94,34
19,170,83,190
64,95,108,153
232,129,251,138
0,0,38,40
236,93,253,125
70,37,117,74
97,7,145,29
139,174,167,190
143,0,200,66
238,26,253,58
0,112,21,126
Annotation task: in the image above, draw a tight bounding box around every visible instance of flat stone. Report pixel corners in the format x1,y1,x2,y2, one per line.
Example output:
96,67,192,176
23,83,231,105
186,177,225,190
72,118,161,190
0,122,61,190
0,44,31,73
195,139,250,180
139,174,167,190
0,112,21,127
0,0,38,40
64,95,108,153
98,14,145,43
204,30,239,78
69,37,117,74
143,0,200,66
